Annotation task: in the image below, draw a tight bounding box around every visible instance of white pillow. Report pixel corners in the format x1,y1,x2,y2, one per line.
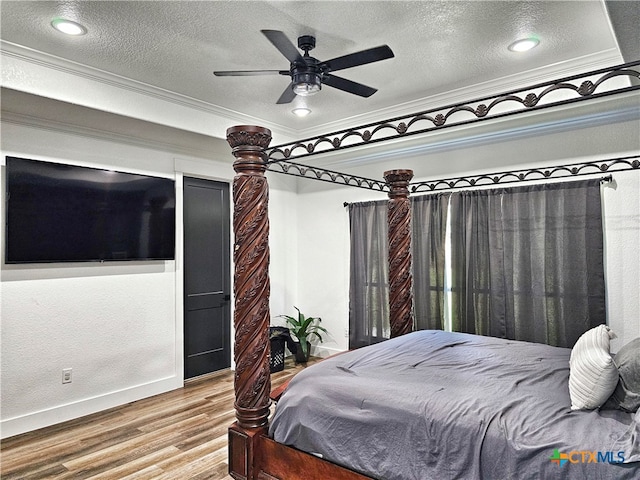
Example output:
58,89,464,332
569,325,618,410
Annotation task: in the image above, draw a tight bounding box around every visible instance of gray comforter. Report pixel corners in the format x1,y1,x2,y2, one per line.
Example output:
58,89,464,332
269,330,640,480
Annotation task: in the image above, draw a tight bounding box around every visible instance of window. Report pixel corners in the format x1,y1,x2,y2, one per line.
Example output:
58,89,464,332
349,179,606,348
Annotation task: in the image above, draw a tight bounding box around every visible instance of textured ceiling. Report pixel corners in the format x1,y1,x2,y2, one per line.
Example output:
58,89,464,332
1,0,633,142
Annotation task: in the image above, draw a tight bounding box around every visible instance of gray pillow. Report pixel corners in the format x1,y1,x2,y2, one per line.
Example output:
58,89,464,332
568,325,618,410
606,338,640,412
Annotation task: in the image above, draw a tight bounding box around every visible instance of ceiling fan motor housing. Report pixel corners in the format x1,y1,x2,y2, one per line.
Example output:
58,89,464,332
291,54,323,95
298,35,316,53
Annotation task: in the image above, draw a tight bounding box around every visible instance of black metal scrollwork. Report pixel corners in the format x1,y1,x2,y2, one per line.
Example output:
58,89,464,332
266,160,389,191
265,61,640,163
410,156,640,193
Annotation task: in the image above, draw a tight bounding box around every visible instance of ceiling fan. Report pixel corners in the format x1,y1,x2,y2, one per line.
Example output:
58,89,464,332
213,30,394,104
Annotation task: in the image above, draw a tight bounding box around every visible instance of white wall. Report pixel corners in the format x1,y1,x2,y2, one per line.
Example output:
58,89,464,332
0,121,294,438
295,117,640,355
295,185,386,355
0,122,179,438
1,107,638,439
267,173,299,320
602,173,640,352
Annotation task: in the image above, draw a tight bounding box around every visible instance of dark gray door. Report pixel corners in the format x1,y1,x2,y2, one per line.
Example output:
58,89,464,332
183,177,231,379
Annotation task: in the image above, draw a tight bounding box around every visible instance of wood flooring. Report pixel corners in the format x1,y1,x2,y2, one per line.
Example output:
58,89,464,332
1,358,314,480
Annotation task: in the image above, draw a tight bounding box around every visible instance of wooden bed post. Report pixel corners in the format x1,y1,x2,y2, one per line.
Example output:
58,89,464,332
384,169,414,338
226,125,272,480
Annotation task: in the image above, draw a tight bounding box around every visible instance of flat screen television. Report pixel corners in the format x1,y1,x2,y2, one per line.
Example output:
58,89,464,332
5,156,176,263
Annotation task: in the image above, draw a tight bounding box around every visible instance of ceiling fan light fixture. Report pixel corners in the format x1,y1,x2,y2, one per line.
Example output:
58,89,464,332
292,72,321,96
293,83,321,96
508,37,539,52
292,107,311,117
51,18,87,36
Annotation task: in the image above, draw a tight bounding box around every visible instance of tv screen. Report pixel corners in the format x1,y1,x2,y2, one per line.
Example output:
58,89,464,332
5,157,176,263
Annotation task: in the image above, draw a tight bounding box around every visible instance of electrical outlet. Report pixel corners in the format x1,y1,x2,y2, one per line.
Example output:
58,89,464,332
62,368,72,384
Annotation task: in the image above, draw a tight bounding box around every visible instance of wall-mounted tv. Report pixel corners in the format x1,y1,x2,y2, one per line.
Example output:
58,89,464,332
5,157,176,264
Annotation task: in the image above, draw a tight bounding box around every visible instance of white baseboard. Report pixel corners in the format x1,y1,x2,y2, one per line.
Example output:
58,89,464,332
1,347,346,439
311,345,346,358
1,376,181,439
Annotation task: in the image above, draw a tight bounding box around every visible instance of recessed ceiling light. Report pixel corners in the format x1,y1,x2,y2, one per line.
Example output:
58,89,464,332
508,37,539,52
51,18,87,36
292,107,311,117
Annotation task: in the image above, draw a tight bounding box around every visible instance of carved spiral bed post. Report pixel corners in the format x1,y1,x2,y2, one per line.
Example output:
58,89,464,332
384,169,414,338
226,125,272,480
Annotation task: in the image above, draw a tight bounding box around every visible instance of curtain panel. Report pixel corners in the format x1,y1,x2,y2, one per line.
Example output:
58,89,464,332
348,200,389,348
412,193,450,331
448,190,494,335
449,179,606,348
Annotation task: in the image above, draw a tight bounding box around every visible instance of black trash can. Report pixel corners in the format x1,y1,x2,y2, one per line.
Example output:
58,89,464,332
269,326,293,373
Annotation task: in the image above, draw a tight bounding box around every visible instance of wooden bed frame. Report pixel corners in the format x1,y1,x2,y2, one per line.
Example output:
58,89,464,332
226,125,412,480
225,61,640,480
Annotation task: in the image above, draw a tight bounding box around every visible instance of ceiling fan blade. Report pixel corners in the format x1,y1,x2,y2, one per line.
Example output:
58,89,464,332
324,45,394,72
261,30,305,64
213,70,288,76
323,75,377,98
276,83,297,104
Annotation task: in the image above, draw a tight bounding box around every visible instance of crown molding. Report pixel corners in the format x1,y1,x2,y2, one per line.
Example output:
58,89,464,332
10,103,634,172
0,40,299,140
0,111,223,160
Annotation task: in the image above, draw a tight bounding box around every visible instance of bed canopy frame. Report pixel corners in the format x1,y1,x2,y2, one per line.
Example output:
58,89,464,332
226,61,640,480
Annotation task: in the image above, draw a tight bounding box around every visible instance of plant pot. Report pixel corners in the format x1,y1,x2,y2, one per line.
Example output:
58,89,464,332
293,340,310,364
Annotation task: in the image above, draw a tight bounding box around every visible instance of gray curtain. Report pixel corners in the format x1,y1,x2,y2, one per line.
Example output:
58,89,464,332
412,193,450,331
348,200,389,348
448,190,494,335
449,179,606,348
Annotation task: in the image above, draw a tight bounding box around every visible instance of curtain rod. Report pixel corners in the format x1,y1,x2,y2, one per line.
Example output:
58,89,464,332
343,175,612,207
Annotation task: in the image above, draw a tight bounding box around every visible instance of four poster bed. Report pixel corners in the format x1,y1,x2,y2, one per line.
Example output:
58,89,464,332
226,62,640,480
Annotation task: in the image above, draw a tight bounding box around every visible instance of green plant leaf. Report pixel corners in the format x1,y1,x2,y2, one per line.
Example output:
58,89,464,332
301,316,314,331
310,331,323,342
279,307,326,354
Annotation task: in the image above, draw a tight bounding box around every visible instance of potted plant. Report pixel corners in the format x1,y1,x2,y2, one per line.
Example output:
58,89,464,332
278,307,328,363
